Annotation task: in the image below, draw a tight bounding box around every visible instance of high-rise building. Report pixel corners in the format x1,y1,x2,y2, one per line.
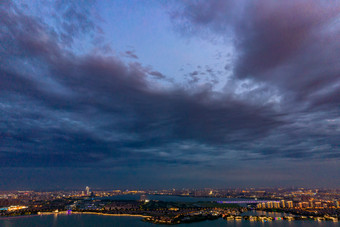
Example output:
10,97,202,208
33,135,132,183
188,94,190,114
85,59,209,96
257,203,266,209
266,202,273,209
280,200,285,208
273,202,280,209
287,201,293,208
85,186,90,196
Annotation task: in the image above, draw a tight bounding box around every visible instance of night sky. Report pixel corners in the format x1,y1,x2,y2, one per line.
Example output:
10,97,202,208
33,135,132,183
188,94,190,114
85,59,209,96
1,0,340,190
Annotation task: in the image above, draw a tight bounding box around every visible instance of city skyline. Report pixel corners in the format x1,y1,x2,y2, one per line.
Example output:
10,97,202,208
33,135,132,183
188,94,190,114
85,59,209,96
1,0,340,190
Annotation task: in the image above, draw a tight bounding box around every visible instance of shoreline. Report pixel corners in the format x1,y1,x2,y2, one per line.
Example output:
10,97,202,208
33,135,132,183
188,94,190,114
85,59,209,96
58,211,151,218
0,211,151,220
1,212,339,223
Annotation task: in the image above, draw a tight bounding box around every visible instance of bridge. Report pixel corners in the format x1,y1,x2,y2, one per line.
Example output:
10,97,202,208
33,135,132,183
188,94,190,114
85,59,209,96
217,200,279,204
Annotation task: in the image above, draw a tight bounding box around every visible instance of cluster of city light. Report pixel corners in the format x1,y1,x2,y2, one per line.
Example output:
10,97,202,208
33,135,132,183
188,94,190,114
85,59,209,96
257,200,293,209
7,205,28,211
257,200,340,209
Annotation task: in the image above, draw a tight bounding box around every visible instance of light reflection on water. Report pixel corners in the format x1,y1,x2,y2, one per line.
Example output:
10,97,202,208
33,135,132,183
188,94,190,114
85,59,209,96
243,210,293,217
1,214,340,227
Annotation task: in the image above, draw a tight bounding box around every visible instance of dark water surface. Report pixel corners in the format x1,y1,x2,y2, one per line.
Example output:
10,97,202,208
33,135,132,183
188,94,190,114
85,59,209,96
1,214,340,227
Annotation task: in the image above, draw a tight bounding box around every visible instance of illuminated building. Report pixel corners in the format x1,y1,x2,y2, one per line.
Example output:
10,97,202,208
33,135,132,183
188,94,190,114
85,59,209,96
315,202,322,208
86,186,90,196
266,202,273,209
273,202,280,208
286,201,293,208
280,200,285,208
7,205,28,211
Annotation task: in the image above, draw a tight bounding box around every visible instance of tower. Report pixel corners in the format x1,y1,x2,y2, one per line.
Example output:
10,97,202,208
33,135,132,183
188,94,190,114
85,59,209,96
85,186,90,196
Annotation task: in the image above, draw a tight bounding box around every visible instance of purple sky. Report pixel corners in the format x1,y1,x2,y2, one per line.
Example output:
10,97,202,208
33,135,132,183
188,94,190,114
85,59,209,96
0,0,340,190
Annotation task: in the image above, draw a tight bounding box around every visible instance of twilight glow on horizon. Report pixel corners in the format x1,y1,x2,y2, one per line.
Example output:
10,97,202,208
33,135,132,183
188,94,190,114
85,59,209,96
0,0,340,190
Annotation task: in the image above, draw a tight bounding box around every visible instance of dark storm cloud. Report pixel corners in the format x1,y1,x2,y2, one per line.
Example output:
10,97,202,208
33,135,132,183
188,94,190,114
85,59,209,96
1,0,340,173
232,1,340,111
174,0,340,109
0,1,287,168
172,0,340,159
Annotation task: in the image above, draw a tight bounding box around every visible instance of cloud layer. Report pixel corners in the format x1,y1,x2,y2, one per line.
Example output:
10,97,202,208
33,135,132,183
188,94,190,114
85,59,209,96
0,0,339,188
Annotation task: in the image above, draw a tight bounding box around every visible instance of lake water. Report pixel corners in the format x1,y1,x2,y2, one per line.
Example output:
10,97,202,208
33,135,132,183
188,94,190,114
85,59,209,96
1,214,340,227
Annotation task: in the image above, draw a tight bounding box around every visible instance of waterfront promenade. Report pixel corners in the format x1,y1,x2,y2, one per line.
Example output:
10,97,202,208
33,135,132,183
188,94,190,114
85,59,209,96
217,200,279,204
